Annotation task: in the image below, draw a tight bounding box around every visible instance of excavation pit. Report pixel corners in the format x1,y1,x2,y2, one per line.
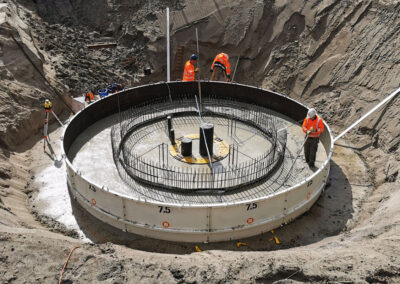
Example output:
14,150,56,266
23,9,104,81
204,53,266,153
64,82,333,242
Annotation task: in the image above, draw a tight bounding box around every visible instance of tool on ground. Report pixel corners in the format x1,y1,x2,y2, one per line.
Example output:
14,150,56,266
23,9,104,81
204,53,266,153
237,241,248,247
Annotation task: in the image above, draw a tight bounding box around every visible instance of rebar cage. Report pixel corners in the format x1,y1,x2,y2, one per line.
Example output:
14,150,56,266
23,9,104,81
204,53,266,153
111,95,288,193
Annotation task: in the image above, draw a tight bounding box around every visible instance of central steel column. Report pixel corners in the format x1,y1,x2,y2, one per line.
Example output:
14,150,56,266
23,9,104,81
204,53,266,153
199,123,214,156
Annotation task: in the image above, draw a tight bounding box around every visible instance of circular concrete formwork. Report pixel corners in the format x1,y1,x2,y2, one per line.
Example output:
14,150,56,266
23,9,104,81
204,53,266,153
63,82,334,243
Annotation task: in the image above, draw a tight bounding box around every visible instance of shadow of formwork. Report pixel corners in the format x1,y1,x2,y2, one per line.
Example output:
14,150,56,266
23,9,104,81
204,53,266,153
69,160,353,254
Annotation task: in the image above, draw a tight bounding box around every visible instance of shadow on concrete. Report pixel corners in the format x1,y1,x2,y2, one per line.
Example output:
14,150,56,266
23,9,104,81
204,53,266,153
69,160,353,254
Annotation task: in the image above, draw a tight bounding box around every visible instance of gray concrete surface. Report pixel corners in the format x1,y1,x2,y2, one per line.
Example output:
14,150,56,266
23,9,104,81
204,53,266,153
69,109,327,205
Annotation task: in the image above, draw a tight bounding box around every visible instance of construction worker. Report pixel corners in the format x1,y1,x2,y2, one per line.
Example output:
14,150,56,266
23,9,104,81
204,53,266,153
302,108,325,168
84,91,94,103
210,53,231,82
182,54,198,81
44,99,52,111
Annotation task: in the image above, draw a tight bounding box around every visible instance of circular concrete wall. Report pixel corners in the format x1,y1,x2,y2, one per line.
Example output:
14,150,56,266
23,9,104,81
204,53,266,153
62,81,334,242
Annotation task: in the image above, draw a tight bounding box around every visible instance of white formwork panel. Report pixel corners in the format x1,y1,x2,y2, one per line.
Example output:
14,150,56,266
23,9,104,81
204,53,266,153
123,222,210,243
67,159,331,242
207,216,285,242
284,164,329,215
73,191,127,231
67,163,124,220
209,193,287,231
281,188,322,226
122,198,209,231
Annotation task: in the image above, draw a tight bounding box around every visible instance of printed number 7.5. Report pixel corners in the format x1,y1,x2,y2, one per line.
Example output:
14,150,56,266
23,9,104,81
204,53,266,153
246,203,257,211
158,206,171,213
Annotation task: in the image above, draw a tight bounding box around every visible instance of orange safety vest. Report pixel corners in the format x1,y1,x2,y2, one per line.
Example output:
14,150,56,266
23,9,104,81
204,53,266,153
85,92,94,101
211,53,231,76
302,115,325,138
182,61,195,81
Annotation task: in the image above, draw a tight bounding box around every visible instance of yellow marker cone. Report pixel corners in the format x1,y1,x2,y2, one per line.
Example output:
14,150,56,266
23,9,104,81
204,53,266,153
236,242,248,247
274,236,280,245
195,245,202,252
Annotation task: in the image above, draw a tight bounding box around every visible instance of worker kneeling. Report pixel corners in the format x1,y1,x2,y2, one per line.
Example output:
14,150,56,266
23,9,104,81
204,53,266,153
182,54,199,81
85,91,94,103
302,108,325,168
210,53,231,82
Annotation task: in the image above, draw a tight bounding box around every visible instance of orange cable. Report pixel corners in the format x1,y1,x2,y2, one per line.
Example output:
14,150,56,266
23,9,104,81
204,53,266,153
58,246,80,284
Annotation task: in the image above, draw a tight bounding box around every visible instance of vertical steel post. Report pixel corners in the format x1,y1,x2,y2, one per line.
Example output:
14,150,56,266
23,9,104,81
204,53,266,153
166,7,170,82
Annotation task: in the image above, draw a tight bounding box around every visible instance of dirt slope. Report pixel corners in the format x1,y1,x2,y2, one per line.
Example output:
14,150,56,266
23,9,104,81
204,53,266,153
0,0,400,283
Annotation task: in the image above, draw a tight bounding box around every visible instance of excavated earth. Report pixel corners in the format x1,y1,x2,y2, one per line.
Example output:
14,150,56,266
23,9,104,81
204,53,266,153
0,0,400,283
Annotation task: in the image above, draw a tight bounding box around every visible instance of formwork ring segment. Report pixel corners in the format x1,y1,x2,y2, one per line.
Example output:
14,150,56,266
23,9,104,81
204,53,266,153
63,82,334,243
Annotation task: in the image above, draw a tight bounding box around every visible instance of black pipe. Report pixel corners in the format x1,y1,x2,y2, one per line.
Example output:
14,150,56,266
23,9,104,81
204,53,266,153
181,137,192,157
199,123,214,156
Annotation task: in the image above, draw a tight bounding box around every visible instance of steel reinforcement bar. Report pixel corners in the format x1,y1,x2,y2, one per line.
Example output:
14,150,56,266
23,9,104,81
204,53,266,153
111,97,286,192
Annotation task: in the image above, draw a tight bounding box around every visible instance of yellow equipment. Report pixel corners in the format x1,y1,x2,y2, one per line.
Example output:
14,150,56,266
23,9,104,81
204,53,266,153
44,99,52,110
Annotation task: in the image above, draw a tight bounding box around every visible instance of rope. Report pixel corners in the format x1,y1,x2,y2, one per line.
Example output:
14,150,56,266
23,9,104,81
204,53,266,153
58,246,80,284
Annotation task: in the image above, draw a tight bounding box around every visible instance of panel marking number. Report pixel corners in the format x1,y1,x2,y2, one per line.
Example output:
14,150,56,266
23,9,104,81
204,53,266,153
158,206,171,213
246,203,258,211
89,184,96,192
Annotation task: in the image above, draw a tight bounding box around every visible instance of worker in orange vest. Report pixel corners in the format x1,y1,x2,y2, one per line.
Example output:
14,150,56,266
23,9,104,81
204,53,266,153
182,54,199,81
210,53,231,82
302,108,325,168
84,91,95,103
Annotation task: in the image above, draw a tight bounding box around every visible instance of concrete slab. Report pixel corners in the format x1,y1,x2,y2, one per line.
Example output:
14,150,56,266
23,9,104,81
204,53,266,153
69,105,327,205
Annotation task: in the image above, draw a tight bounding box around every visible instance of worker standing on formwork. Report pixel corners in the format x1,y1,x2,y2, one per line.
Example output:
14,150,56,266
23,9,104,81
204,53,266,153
302,108,325,168
210,53,231,82
182,54,199,81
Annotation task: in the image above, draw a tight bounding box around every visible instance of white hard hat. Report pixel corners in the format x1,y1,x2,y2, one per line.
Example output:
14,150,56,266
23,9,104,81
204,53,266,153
307,108,317,118
45,99,50,103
